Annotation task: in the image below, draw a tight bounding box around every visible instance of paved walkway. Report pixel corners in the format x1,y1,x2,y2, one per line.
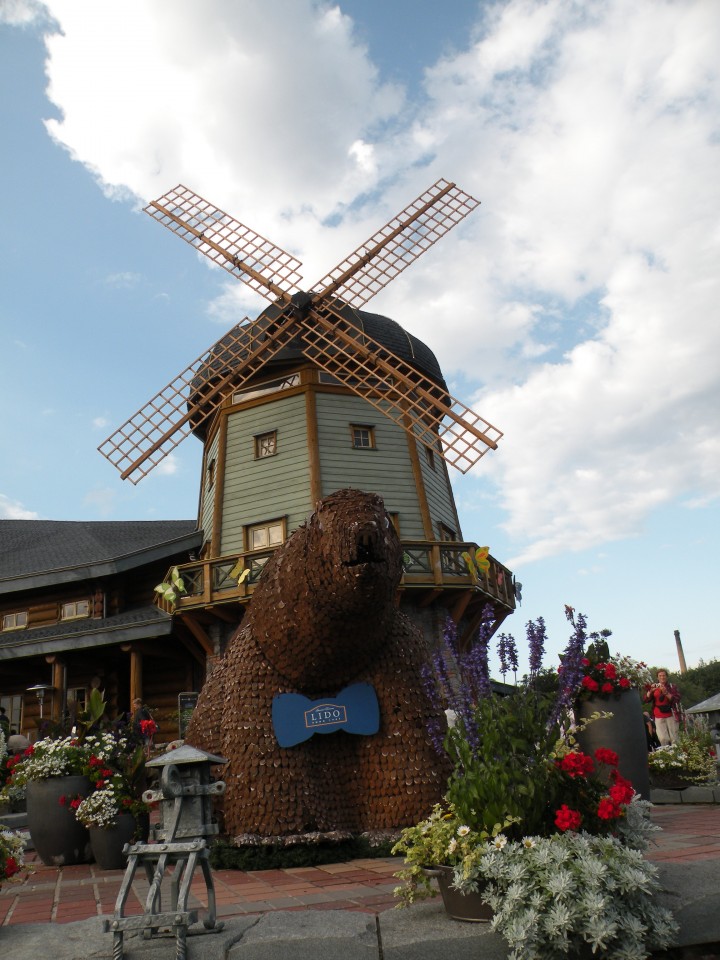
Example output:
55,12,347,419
1,804,718,928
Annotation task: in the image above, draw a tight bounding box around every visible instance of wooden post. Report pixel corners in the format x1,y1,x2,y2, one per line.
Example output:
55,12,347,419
129,649,143,704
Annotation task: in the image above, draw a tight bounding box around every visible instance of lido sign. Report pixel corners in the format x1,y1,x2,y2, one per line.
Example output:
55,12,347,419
272,682,380,747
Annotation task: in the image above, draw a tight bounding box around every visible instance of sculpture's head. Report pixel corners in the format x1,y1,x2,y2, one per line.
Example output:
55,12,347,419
251,489,404,691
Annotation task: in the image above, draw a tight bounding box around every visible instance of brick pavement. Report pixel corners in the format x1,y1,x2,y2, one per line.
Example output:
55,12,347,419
1,804,717,928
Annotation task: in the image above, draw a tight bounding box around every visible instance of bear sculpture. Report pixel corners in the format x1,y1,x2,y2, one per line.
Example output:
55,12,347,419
185,488,449,839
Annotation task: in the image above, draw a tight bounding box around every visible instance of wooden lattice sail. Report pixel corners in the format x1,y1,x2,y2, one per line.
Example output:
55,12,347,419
99,180,502,482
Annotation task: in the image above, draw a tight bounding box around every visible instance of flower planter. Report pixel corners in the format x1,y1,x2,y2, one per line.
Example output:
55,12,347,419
576,690,651,800
649,771,698,791
26,775,93,866
424,866,492,922
89,812,137,870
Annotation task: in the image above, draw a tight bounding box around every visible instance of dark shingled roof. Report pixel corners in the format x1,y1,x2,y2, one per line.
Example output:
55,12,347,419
0,520,200,594
0,606,175,660
189,300,449,439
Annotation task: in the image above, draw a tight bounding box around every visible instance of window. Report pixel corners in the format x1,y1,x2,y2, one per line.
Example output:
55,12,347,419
350,424,375,449
0,694,23,732
246,518,286,581
206,458,216,490
2,611,28,631
254,430,277,459
60,600,90,621
424,445,436,470
248,520,285,550
439,523,457,542
233,373,300,404
67,687,87,712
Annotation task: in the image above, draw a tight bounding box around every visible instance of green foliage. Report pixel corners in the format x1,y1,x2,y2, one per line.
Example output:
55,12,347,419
392,802,517,906
675,658,720,709
477,832,678,960
648,725,717,784
209,835,395,871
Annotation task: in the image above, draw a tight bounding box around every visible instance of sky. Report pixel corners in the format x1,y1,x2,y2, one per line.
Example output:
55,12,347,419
1,0,718,676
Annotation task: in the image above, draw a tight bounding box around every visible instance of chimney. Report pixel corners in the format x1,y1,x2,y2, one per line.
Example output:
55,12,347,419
673,629,688,674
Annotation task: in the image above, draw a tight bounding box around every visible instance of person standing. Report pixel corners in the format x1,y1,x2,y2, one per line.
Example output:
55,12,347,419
644,669,681,746
0,706,10,738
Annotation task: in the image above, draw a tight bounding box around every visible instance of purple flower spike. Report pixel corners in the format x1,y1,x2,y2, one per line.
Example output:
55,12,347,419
527,617,546,675
548,609,587,728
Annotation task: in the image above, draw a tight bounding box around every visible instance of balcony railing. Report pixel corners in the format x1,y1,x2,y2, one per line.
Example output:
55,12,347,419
155,541,515,616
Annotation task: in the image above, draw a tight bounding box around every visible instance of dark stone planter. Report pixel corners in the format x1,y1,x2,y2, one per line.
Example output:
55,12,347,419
424,866,492,922
576,690,650,800
26,775,93,866
649,771,698,791
89,812,137,870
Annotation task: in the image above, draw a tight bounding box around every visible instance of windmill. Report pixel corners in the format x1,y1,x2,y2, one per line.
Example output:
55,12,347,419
98,179,502,485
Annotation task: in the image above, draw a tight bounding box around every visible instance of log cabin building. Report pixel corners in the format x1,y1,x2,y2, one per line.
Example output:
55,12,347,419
0,521,202,740
1,308,516,743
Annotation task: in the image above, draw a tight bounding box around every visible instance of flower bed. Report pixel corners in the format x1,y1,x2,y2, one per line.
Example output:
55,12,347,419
394,606,678,959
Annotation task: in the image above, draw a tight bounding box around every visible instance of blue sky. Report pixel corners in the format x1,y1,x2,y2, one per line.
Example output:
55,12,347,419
1,0,718,675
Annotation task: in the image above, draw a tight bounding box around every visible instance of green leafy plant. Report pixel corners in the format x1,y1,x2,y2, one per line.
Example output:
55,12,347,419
392,802,517,906
476,830,677,960
648,725,717,784
0,828,25,888
394,609,679,958
154,566,186,607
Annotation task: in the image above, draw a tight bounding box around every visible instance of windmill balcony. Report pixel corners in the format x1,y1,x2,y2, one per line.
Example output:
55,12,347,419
154,541,516,620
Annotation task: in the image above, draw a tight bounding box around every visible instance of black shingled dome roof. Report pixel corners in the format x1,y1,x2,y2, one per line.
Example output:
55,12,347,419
190,300,449,439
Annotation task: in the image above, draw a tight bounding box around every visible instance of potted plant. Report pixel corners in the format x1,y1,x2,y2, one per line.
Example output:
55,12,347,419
0,692,150,867
648,723,717,789
567,611,653,799
393,608,678,958
1,733,97,866
0,827,25,891
73,734,151,869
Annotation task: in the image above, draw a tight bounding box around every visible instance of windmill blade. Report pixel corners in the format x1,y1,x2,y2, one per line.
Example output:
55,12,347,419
300,304,502,473
98,309,301,483
144,184,303,304
311,180,479,308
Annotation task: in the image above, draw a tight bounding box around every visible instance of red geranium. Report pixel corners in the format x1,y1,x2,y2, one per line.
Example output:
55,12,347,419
4,856,19,879
581,676,599,692
557,751,595,778
609,770,635,805
594,748,619,766
597,797,622,820
555,805,582,832
601,682,614,694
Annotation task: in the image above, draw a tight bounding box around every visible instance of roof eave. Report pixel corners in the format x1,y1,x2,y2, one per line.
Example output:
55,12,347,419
0,530,203,596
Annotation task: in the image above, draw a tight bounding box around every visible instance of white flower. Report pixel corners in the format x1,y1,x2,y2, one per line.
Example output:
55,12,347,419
447,838,458,855
457,824,470,837
522,837,536,849
492,835,508,850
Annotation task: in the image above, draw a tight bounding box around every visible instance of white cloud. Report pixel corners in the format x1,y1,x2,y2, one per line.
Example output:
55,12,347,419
0,494,39,519
154,454,179,477
104,271,141,289
92,416,109,429
0,0,46,26
32,0,720,566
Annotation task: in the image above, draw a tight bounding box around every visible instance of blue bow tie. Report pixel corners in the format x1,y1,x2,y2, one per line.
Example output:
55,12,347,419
272,682,380,748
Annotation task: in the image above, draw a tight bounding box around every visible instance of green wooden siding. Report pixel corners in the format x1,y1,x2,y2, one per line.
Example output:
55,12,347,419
219,394,313,555
416,440,463,539
315,393,426,538
199,429,220,547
